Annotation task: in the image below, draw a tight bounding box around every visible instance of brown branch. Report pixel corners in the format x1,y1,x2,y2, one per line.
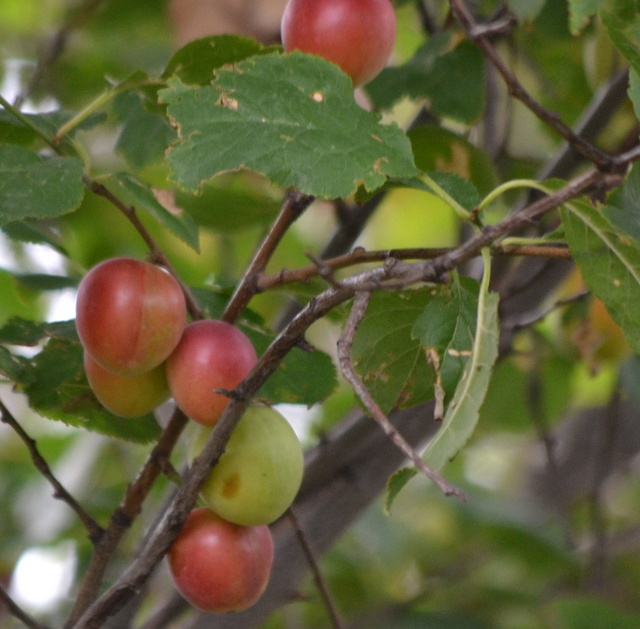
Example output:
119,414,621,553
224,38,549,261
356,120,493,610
63,408,189,627
496,244,571,259
222,189,315,324
336,291,466,500
69,283,356,628
287,508,345,629
0,583,49,629
68,166,630,627
0,399,103,544
258,244,571,291
448,0,616,171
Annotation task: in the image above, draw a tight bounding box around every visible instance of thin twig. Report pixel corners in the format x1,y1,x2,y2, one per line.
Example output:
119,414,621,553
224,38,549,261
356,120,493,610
449,0,616,171
86,178,203,321
337,291,466,500
68,166,633,627
287,508,346,629
63,408,189,627
0,399,104,543
222,189,315,324
0,583,49,629
258,244,571,291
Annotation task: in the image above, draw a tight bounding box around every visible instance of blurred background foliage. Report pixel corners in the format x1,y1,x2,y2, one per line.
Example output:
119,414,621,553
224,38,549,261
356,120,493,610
1,1,640,628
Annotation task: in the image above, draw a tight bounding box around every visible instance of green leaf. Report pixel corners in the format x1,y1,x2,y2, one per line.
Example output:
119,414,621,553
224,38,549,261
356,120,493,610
408,126,498,196
351,290,435,414
421,171,482,213
163,34,277,85
606,163,640,239
365,33,451,111
160,52,417,199
0,345,29,381
412,276,479,402
21,339,161,443
562,197,640,353
2,220,69,255
384,466,417,514
246,326,338,406
507,0,548,21
12,273,78,292
569,0,605,34
421,275,500,471
0,145,85,225
600,0,640,74
366,38,485,123
108,172,200,252
0,109,106,146
0,317,77,345
175,175,282,232
549,596,640,629
113,91,175,169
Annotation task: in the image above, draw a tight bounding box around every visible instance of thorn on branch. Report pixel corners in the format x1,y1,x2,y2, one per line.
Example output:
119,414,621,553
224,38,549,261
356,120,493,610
210,387,250,403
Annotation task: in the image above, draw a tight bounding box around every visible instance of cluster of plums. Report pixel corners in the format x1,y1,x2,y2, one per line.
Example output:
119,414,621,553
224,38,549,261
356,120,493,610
75,257,304,612
74,0,397,612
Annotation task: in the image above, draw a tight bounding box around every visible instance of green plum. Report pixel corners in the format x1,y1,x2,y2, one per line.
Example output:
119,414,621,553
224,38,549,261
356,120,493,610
191,405,304,526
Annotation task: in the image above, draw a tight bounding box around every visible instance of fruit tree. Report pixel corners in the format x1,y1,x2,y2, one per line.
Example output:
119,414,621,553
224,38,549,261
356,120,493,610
1,1,640,628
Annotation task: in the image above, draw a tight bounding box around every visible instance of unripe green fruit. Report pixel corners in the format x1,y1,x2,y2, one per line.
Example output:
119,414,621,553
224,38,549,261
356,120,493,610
191,405,304,526
84,351,170,418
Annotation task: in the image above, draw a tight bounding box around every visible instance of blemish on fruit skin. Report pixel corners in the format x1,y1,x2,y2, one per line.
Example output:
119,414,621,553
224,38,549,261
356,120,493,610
222,473,241,498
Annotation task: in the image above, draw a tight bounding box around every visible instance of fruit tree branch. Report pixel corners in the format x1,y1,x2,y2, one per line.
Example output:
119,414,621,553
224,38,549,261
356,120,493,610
448,0,617,171
64,408,189,627
257,244,570,291
287,508,346,629
0,399,103,544
337,291,466,499
222,189,315,324
0,582,49,629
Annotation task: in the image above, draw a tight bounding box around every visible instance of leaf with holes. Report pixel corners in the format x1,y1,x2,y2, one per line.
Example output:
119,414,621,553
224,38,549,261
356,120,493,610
351,290,435,414
160,51,417,199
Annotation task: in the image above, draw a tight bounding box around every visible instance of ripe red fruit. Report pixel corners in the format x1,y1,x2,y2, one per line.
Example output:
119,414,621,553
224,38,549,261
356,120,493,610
76,258,186,376
281,0,397,87
83,351,170,418
166,320,257,426
168,508,273,613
